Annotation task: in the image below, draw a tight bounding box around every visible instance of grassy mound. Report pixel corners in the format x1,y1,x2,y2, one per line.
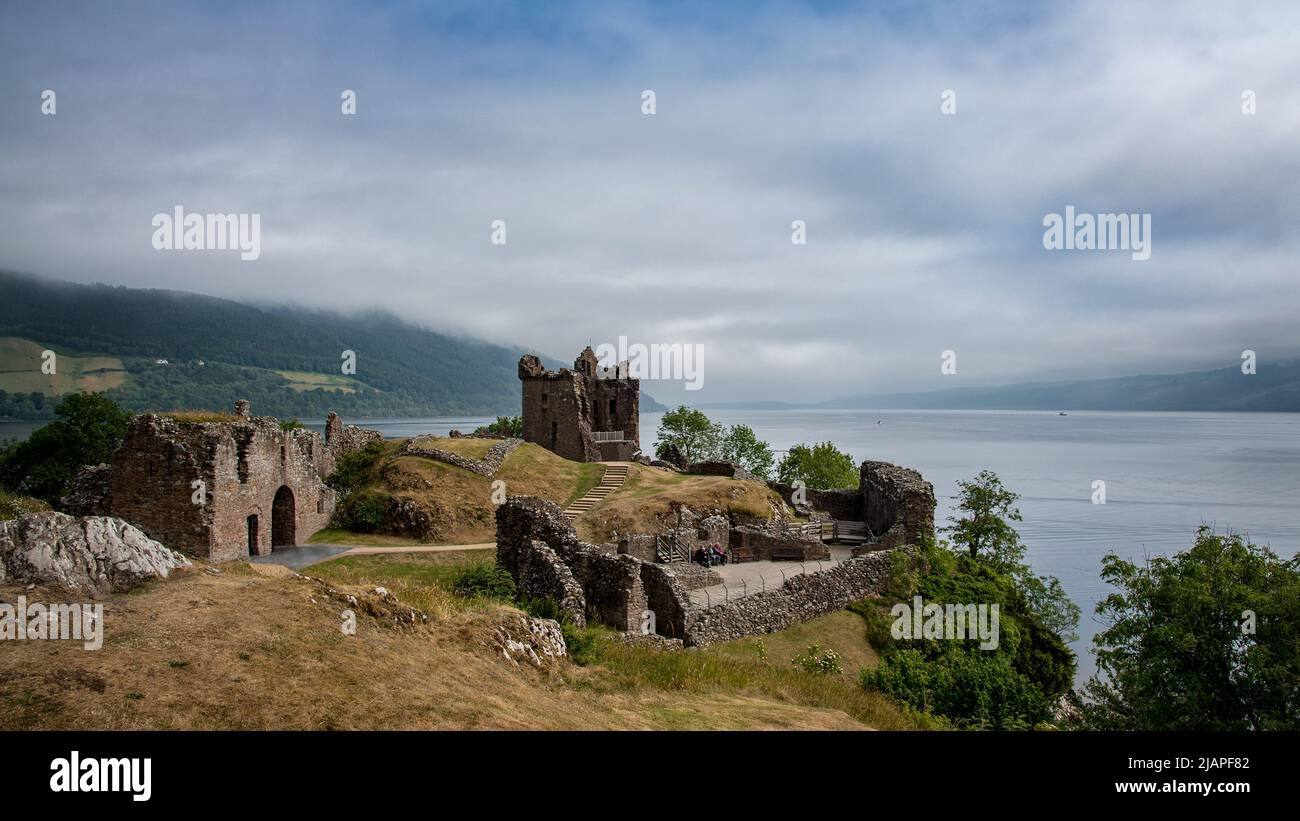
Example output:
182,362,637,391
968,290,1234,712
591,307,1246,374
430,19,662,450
574,463,785,542
317,439,604,545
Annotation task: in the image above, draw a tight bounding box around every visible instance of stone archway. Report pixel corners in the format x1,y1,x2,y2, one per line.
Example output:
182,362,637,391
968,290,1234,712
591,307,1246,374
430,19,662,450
271,485,296,548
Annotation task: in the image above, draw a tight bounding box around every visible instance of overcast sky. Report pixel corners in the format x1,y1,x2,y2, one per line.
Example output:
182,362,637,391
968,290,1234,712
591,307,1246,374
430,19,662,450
2,1,1298,404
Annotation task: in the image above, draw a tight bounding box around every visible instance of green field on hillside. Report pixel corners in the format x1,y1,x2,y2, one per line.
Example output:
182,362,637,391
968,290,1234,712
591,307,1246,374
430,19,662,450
0,337,128,395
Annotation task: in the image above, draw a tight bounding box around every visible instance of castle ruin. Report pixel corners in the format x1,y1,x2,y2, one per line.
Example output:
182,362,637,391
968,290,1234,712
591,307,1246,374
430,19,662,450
63,401,381,562
518,347,639,462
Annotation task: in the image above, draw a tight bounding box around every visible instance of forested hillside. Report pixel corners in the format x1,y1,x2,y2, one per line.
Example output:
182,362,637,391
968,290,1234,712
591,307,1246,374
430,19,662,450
0,271,532,418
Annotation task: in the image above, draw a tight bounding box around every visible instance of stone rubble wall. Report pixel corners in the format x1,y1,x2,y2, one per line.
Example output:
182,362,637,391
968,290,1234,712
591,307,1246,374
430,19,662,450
60,464,113,517
399,436,523,477
683,551,895,647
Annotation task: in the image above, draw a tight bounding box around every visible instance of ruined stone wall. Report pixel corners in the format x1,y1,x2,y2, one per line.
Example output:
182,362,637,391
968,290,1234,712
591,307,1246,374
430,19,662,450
860,461,935,549
639,562,693,639
618,533,657,562
766,481,864,521
684,551,894,647
685,460,763,483
729,525,830,561
497,496,645,629
518,348,639,463
108,416,217,557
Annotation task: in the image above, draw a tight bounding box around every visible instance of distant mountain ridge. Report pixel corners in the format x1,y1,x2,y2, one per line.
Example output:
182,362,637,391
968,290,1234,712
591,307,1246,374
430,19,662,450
0,271,663,419
700,361,1300,412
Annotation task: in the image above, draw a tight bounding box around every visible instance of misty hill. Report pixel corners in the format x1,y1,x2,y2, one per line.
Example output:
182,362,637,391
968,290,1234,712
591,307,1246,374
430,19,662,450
702,362,1300,412
821,362,1300,411
0,271,662,419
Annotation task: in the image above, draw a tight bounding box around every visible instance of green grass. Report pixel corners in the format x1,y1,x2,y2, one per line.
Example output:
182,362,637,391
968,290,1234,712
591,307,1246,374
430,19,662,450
0,336,127,395
306,550,495,588
590,636,941,730
563,463,606,506
275,370,364,394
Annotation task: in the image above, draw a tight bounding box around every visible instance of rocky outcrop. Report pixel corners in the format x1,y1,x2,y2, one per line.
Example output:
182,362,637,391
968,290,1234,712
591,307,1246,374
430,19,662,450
399,436,523,477
60,464,113,517
494,615,567,667
0,512,192,595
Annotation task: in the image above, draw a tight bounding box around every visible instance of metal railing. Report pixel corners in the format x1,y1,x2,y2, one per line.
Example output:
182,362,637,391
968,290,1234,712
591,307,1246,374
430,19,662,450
592,430,625,442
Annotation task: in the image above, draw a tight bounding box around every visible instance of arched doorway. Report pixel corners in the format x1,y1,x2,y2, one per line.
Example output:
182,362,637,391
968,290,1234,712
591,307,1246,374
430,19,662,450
271,486,296,548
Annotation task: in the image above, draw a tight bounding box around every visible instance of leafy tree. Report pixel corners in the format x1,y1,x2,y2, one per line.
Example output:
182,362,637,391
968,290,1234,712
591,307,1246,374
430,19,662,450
1079,527,1300,730
944,469,1024,568
481,415,522,437
718,423,775,479
945,471,1079,642
0,392,130,504
860,538,1077,729
654,406,721,464
777,441,857,489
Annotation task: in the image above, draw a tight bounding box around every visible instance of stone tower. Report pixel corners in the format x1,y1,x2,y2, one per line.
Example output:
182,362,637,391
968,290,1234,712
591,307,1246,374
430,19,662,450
519,347,639,462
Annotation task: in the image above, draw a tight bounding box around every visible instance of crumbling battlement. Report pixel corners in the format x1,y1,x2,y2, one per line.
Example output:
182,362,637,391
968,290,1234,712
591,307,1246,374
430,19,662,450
518,347,640,462
860,460,935,549
85,402,381,562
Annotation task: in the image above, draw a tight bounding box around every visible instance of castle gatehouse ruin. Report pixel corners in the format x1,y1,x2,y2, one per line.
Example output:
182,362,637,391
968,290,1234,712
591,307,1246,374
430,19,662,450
62,401,381,562
519,347,639,462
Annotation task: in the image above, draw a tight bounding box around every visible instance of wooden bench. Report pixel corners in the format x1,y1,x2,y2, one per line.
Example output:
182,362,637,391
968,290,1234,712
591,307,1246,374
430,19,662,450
729,545,758,563
770,545,807,561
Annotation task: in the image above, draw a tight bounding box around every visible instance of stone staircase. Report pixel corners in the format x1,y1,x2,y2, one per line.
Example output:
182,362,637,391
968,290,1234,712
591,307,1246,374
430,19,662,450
562,463,630,519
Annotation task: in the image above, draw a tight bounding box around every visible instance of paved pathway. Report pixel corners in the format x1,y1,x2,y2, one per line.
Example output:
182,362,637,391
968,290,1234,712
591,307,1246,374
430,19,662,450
251,541,494,570
562,461,630,519
686,545,856,608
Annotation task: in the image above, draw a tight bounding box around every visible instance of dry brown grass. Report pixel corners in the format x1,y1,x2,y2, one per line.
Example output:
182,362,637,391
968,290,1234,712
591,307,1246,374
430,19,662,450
0,566,879,730
160,410,237,423
412,435,496,459
575,464,785,542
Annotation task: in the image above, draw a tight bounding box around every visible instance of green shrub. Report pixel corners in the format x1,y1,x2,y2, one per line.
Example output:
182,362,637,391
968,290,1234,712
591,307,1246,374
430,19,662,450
451,563,516,600
519,596,563,621
561,621,600,666
326,440,384,498
479,415,523,438
331,489,392,532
